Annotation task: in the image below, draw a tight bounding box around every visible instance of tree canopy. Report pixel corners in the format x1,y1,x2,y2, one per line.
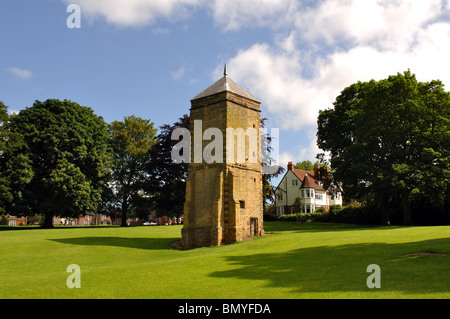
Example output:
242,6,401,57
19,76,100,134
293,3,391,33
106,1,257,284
108,115,157,226
3,99,112,227
294,160,315,171
144,114,189,218
317,71,450,225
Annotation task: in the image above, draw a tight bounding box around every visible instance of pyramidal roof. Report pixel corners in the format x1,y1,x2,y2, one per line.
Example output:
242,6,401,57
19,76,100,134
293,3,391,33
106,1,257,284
191,64,260,103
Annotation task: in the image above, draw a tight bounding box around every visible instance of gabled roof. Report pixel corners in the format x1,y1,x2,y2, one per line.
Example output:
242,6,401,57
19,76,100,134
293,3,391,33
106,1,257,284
275,168,315,192
291,169,315,182
191,66,260,103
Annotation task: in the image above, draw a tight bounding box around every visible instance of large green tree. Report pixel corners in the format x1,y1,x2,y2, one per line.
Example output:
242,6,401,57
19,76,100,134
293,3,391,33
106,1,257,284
317,71,450,225
109,115,157,226
4,99,112,227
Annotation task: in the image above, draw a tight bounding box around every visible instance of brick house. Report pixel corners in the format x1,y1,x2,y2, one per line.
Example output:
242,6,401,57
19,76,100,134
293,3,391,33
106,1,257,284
4,215,27,226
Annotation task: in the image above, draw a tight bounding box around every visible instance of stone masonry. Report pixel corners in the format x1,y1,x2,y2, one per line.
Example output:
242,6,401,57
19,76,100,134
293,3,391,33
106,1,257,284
181,69,264,249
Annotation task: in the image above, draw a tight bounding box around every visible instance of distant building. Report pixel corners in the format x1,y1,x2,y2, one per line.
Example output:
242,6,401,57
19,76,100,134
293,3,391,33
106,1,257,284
3,215,27,226
274,161,342,215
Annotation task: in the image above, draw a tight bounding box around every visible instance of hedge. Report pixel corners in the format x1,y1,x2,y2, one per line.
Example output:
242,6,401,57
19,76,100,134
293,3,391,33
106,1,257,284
264,205,382,225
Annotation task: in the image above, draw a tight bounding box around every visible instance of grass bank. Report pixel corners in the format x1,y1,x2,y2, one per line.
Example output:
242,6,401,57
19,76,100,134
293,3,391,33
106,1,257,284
0,222,449,298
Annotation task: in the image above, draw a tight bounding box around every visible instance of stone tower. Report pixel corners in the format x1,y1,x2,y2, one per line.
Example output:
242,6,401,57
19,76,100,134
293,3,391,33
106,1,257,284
181,65,264,249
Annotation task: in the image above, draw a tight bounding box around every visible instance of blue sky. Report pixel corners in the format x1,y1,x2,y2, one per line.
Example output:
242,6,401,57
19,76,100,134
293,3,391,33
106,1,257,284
1,0,450,185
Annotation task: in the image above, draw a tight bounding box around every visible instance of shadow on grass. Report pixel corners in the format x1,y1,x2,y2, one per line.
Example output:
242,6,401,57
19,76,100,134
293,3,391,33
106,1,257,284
209,238,450,295
49,236,180,250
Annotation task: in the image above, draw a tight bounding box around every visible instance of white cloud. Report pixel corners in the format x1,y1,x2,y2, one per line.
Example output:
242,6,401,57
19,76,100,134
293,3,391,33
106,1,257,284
222,43,328,131
65,0,298,29
209,0,297,31
7,67,33,79
64,0,202,26
295,0,444,50
152,27,170,34
171,65,185,80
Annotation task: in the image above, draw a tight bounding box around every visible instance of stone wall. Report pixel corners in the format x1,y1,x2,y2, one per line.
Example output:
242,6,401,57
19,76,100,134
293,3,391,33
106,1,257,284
181,91,264,249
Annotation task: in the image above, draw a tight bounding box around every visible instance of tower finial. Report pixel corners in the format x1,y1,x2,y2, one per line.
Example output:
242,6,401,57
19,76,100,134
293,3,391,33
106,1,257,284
224,62,228,77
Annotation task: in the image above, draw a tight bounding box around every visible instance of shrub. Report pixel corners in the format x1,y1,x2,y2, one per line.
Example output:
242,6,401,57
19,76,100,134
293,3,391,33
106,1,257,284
328,205,382,225
263,212,329,223
264,204,383,225
0,216,8,225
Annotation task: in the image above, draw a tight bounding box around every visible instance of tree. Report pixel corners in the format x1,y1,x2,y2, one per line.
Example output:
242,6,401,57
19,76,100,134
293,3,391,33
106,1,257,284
109,115,157,226
313,162,334,192
317,71,450,225
294,160,315,171
144,114,189,219
4,99,112,227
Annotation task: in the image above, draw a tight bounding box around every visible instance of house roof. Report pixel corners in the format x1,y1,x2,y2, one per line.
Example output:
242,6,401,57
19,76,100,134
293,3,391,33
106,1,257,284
191,65,260,103
300,173,324,190
291,169,315,182
275,168,316,192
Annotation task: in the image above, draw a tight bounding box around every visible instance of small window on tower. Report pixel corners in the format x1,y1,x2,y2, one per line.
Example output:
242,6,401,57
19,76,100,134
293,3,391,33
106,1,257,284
239,201,245,209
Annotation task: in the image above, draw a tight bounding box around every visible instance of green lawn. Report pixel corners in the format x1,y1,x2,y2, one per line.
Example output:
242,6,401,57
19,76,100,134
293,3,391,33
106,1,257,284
0,222,449,299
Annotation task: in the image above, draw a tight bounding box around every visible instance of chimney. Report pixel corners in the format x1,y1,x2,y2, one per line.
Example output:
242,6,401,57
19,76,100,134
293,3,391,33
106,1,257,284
287,161,293,171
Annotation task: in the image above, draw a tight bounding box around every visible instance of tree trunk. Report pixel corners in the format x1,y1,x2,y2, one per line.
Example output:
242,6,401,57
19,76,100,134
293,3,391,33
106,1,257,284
41,212,54,228
121,198,128,227
401,190,414,226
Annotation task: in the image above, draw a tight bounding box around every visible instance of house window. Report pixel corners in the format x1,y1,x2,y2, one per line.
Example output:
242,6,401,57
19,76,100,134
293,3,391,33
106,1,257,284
239,201,245,209
9,220,16,226
292,180,298,186
315,193,323,200
278,206,284,215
